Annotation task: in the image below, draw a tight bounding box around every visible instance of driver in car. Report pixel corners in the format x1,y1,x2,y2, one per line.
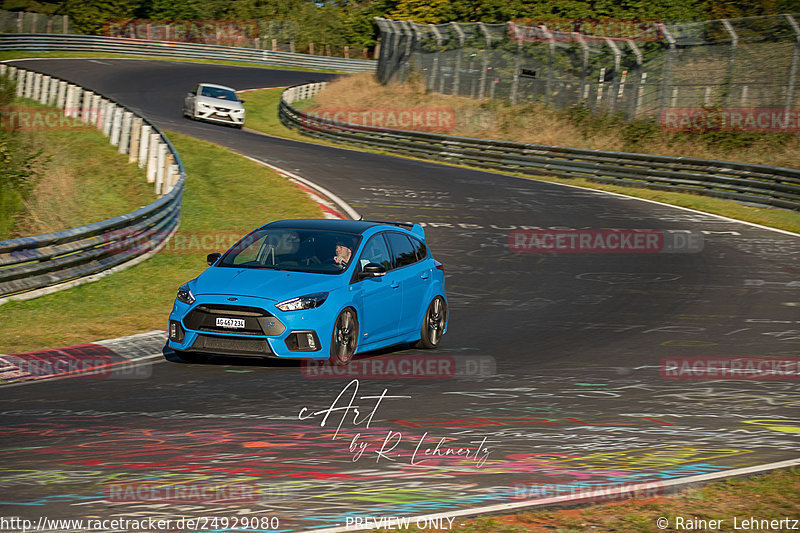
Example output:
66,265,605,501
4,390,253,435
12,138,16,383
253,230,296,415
333,241,352,269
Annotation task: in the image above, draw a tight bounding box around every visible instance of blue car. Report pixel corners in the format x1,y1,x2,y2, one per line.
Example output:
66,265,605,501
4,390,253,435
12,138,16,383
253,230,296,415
167,219,447,365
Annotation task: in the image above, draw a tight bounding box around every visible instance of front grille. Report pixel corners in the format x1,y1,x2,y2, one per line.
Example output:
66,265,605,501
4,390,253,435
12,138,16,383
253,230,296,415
191,334,272,356
183,304,285,336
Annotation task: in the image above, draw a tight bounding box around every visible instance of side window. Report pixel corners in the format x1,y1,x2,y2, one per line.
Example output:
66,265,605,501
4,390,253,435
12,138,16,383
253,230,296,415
358,234,392,271
386,232,418,269
410,236,428,261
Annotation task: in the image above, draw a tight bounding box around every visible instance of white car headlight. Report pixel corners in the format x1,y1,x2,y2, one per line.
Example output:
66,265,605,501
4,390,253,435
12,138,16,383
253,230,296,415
275,292,328,312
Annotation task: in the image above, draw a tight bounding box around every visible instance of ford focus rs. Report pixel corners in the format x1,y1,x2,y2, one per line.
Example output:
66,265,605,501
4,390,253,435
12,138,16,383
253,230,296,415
167,219,448,365
183,83,245,128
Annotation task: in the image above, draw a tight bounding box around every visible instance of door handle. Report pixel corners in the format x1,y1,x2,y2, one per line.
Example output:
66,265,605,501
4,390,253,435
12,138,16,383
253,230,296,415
420,272,430,280
390,281,400,289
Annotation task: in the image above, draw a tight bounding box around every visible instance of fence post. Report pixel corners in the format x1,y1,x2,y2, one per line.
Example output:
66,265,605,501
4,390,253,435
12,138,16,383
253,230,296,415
658,24,677,118
721,19,738,108
477,22,491,99
509,22,522,104
429,24,443,93
785,15,800,112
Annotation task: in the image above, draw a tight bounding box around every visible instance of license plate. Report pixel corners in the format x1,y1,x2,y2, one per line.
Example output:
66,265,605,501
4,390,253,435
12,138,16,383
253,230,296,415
216,317,245,329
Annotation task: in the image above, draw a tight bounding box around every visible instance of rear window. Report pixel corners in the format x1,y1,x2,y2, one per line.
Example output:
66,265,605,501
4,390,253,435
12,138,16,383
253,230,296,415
385,232,418,269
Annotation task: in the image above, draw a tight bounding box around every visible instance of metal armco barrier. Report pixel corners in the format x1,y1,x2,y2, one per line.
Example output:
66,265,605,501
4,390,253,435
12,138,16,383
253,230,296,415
0,63,185,299
0,34,376,73
279,83,800,211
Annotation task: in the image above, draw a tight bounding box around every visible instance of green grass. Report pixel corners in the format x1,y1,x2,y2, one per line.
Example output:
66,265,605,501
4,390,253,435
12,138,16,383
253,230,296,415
0,132,322,353
0,50,352,73
242,88,800,235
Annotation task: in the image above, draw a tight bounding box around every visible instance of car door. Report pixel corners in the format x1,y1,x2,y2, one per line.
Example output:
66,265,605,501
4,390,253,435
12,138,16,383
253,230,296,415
353,233,402,346
384,232,430,335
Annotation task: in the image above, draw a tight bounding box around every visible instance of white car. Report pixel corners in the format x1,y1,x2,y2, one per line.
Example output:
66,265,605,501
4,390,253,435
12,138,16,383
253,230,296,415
183,83,245,128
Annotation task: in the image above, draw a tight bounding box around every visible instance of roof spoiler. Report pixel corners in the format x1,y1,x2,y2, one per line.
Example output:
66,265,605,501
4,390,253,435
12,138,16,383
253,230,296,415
360,219,425,239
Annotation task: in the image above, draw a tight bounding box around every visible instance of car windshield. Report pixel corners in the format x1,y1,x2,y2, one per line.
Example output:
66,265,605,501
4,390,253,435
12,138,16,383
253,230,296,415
200,86,238,101
217,228,361,274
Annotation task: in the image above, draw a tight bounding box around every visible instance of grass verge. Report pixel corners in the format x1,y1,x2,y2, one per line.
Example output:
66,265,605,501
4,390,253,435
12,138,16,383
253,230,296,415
368,467,800,532
0,132,322,353
2,100,154,238
241,84,800,234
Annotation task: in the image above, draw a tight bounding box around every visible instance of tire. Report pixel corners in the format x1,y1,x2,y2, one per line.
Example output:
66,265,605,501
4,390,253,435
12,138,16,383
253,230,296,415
329,308,358,365
416,296,447,349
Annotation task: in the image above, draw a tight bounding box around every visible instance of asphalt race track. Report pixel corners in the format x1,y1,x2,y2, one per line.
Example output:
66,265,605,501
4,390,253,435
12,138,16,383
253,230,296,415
2,59,800,531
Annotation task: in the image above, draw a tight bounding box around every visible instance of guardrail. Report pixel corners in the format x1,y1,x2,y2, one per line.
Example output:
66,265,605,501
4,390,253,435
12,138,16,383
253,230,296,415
279,83,800,211
0,63,185,301
0,34,376,73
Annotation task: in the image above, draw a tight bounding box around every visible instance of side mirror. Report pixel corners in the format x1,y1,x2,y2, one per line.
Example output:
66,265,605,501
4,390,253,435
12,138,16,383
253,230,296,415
238,98,246,103
358,262,386,280
206,252,221,266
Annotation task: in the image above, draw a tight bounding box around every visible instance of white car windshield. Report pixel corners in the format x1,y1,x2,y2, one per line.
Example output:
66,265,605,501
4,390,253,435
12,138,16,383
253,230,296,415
200,86,238,101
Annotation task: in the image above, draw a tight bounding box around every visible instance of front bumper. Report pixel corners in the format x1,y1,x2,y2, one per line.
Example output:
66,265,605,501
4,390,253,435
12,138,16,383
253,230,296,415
168,295,329,359
195,106,244,126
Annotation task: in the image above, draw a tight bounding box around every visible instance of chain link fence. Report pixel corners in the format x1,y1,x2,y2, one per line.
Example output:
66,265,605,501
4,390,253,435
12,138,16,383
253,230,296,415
375,14,800,120
0,10,71,33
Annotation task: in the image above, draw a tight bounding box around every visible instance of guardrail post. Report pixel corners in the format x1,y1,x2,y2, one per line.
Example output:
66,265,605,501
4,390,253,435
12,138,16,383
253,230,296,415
32,72,42,101
155,142,167,195
89,94,101,125
139,125,152,168
15,69,25,97
129,117,142,164
146,133,159,182
5,66,16,81
102,102,114,136
39,76,51,105
24,71,34,99
48,77,59,105
119,111,133,154
56,81,67,109
168,163,179,192
110,106,123,145
0,64,6,77
81,91,93,123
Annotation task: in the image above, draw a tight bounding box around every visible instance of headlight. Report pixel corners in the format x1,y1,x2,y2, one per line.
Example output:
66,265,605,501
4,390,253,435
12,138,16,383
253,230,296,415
197,102,212,110
233,109,244,114
275,292,328,312
176,283,195,305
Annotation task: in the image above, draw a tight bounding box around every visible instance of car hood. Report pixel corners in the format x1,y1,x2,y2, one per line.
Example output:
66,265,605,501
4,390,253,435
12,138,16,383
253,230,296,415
196,95,244,110
193,266,342,302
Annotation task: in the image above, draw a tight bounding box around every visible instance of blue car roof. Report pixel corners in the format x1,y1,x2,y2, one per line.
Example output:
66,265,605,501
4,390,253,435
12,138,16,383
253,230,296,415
263,219,418,236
